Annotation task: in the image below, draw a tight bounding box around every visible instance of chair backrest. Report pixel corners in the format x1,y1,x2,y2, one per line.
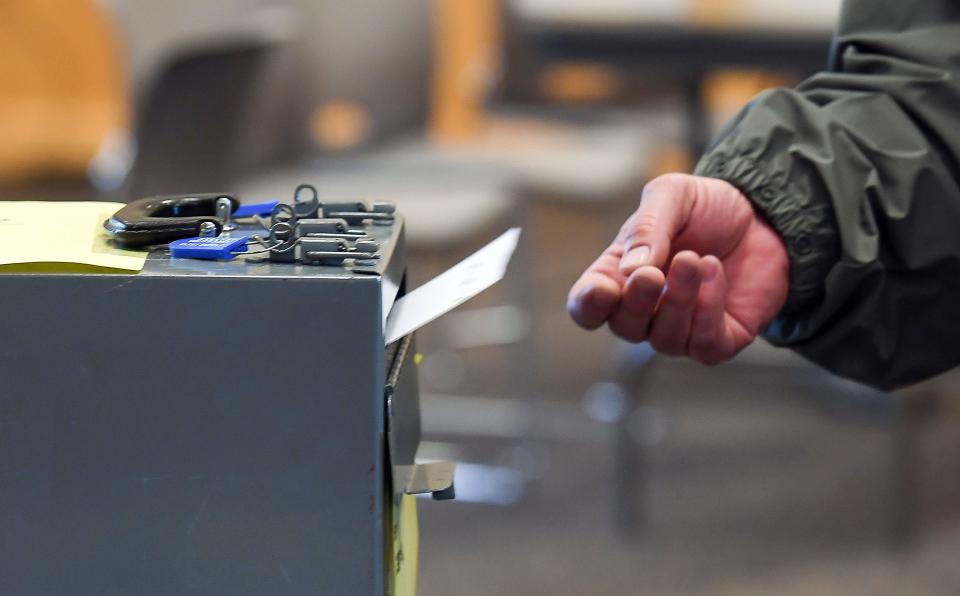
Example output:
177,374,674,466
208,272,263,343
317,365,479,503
117,0,434,195
302,0,434,146
127,42,274,197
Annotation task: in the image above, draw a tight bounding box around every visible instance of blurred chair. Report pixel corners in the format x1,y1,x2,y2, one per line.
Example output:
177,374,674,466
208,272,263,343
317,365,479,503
126,40,281,197
101,1,299,198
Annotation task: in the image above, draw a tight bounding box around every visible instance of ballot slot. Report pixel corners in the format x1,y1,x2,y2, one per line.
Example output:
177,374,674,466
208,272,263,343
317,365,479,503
385,334,456,501
379,230,523,500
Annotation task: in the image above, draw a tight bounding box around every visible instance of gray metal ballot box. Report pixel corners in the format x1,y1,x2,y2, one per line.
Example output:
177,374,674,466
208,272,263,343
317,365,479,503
0,213,447,594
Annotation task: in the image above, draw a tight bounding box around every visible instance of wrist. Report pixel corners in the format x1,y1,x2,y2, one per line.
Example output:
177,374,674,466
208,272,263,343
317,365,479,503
696,151,839,314
747,215,791,318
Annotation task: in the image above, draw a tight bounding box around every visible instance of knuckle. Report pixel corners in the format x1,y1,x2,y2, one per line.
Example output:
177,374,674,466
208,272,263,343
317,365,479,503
630,214,659,236
621,214,661,246
643,173,689,196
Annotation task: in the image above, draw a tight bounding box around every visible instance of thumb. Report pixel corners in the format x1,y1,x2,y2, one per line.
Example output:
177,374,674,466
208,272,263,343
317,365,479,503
619,174,697,275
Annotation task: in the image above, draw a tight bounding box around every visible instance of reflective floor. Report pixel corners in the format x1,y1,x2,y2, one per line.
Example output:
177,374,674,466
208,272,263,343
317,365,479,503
416,361,960,596
409,203,960,596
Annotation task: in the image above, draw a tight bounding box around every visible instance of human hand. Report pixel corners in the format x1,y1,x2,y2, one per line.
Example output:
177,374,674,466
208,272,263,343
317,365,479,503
567,173,789,363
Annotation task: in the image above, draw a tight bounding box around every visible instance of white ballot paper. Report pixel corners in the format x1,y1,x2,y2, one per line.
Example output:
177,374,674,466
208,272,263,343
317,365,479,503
384,228,521,345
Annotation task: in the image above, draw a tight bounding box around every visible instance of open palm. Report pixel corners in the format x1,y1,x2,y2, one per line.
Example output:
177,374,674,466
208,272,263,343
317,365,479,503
567,173,789,363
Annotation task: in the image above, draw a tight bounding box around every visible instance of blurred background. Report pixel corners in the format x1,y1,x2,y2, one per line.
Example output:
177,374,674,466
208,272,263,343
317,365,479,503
6,0,960,594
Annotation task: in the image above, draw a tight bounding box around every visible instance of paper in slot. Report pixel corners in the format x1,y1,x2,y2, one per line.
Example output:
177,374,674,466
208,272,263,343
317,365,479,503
383,228,521,345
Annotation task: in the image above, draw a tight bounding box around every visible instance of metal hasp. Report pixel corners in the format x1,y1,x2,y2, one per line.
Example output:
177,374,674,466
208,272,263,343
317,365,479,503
262,204,391,266
287,184,396,226
103,193,239,247
296,218,367,240
300,237,381,266
0,212,440,595
267,219,297,263
323,201,397,226
215,196,237,232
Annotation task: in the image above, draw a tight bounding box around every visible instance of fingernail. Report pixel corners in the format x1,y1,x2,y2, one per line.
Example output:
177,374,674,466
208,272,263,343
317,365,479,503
620,245,651,272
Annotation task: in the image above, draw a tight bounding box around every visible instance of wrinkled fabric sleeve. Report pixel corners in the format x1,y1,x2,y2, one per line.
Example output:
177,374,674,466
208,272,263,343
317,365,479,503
694,1,960,390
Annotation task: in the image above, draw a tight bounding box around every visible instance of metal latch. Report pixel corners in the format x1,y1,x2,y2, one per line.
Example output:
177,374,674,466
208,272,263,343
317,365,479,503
296,218,367,240
250,194,390,265
322,201,396,226
393,463,456,501
241,208,386,265
299,237,380,266
290,183,396,226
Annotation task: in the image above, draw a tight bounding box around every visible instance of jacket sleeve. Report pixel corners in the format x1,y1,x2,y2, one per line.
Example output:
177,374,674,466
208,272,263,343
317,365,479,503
694,0,960,390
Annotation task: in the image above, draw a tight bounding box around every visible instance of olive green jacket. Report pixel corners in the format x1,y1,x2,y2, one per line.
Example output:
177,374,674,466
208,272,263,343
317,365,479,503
696,1,960,390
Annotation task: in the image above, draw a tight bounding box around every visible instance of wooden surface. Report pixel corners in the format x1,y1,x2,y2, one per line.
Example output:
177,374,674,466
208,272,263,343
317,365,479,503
429,0,501,143
0,0,128,183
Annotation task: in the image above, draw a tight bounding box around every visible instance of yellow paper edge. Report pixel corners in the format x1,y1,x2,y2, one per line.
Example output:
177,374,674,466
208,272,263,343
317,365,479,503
0,202,148,272
392,494,419,596
0,262,137,275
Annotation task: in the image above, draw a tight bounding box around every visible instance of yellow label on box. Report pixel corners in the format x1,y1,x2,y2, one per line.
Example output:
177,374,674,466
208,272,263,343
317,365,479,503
391,494,419,596
0,201,147,273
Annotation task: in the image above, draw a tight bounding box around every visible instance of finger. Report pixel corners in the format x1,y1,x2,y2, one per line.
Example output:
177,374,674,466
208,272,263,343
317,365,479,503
568,251,626,330
648,251,703,356
619,174,697,275
608,266,666,342
568,274,621,330
688,256,734,364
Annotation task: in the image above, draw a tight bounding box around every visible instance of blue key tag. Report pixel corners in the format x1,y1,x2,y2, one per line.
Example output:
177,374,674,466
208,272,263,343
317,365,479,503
233,200,280,218
169,236,249,260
